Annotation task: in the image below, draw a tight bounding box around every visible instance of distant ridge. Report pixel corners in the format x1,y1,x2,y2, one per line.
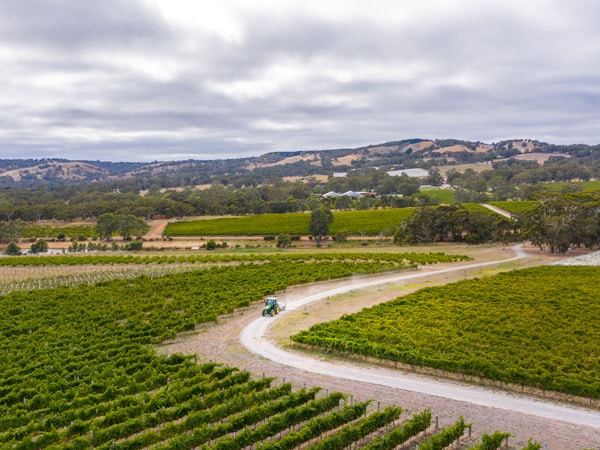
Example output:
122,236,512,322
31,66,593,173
0,138,586,187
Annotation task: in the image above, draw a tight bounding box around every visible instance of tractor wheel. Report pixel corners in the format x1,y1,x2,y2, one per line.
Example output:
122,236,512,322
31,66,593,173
276,306,280,313
270,310,275,317
262,310,266,316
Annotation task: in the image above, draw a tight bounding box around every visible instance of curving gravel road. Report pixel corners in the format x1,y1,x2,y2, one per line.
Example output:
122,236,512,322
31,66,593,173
240,245,600,430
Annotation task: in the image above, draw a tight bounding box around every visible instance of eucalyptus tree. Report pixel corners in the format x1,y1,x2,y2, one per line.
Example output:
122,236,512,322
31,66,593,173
309,206,334,243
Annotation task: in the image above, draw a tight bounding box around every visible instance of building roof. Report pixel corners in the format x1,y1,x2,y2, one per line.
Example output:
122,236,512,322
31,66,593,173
322,190,364,198
387,168,429,177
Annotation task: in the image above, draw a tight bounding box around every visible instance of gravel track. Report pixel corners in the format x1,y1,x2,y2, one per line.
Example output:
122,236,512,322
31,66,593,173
163,245,600,449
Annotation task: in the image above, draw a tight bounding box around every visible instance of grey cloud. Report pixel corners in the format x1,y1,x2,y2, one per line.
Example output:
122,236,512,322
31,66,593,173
0,0,169,50
1,1,599,162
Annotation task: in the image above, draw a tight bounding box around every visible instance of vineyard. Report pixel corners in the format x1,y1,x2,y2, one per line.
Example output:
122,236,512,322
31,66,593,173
0,251,539,449
21,224,97,240
488,201,537,215
0,264,208,295
14,203,507,242
0,251,470,295
164,209,415,236
292,265,600,400
419,188,455,204
0,251,471,268
163,205,494,237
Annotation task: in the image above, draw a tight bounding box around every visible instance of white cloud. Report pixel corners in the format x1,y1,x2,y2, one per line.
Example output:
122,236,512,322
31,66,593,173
0,0,598,162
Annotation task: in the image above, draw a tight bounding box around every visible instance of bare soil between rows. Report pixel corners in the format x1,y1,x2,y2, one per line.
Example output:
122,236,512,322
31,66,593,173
160,244,600,449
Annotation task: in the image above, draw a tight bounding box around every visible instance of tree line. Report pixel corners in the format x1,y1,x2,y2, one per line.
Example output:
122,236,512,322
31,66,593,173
520,192,600,253
3,192,600,254
394,192,600,253
0,173,441,222
3,143,600,223
393,205,516,245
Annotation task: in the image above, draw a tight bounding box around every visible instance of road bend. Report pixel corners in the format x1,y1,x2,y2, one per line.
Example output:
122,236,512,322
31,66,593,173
240,245,600,429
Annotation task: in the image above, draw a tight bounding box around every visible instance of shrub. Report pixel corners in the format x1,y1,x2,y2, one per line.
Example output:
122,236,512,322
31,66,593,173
277,234,292,248
30,240,49,254
5,242,21,255
125,241,143,251
333,231,348,242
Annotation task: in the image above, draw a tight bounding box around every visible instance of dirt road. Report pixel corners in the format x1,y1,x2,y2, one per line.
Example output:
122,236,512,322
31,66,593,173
164,245,600,449
144,219,169,240
240,246,599,427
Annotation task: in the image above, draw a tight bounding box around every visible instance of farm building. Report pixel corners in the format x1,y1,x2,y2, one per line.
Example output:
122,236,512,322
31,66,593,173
387,168,429,177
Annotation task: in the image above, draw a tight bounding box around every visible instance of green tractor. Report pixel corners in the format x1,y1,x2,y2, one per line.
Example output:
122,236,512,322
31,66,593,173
262,297,285,317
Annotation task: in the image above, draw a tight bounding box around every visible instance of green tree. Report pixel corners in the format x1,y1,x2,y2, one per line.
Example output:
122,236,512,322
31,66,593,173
116,214,146,240
5,242,21,255
96,213,117,240
424,167,444,186
463,211,495,244
0,219,25,243
30,239,49,254
493,216,515,248
309,207,333,242
397,174,421,196
395,207,449,244
522,193,587,253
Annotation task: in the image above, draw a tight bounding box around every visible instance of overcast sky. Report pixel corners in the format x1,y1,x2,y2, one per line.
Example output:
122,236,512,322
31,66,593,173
1,0,599,162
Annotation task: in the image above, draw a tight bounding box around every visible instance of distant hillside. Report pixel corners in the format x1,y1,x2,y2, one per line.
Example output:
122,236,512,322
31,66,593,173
0,138,592,189
1,160,108,182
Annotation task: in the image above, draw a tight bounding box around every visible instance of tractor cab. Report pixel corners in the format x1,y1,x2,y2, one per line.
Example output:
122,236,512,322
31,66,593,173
262,297,285,316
